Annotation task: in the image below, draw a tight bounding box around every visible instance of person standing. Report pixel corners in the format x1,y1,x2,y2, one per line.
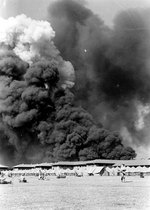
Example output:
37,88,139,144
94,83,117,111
120,164,126,182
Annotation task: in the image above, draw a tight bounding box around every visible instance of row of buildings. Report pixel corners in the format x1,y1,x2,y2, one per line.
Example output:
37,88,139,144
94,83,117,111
1,159,150,176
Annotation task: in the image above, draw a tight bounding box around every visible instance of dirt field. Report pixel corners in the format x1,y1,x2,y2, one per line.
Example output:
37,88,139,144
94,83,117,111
0,176,150,210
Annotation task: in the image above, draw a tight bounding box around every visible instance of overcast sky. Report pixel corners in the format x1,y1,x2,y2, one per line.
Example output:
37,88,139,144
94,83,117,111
1,0,150,27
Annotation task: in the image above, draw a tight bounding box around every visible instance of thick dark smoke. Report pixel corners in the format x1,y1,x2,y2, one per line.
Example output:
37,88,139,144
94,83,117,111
0,4,138,165
0,50,136,164
48,0,150,150
39,88,135,161
0,49,59,164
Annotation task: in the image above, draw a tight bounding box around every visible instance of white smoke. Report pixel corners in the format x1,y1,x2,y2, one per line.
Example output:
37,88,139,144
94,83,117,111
135,103,150,131
120,126,133,146
60,61,75,89
0,14,75,88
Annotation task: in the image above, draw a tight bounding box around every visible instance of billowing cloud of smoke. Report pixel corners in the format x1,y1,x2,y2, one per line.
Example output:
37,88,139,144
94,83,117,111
0,14,75,164
0,48,59,164
0,14,75,88
0,13,136,165
48,0,150,152
0,50,135,165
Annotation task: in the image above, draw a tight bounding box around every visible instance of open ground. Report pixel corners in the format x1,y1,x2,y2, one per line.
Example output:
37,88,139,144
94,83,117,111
0,176,150,210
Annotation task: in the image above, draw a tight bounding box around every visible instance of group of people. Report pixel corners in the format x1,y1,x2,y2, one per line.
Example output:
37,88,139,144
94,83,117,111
2,164,145,184
0,171,12,184
19,175,27,182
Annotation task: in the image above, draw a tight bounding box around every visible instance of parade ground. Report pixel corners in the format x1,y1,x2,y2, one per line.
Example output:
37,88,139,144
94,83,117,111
0,176,150,210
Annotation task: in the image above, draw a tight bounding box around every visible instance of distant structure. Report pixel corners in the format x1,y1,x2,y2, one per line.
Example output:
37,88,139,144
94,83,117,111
1,159,150,177
0,164,9,171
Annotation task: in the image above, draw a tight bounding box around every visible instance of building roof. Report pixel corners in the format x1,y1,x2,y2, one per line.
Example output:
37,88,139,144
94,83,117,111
88,159,117,165
52,159,150,167
52,159,119,166
0,164,9,169
35,163,53,168
13,164,36,168
52,161,87,166
12,159,150,168
113,160,150,167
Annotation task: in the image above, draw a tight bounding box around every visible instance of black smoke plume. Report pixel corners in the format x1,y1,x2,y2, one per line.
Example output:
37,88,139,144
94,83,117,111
0,7,137,165
0,50,136,164
48,0,150,151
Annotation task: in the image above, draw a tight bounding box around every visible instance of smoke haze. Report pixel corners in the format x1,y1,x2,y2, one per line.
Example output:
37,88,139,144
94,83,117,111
0,12,136,165
0,0,150,164
0,15,75,164
48,0,150,154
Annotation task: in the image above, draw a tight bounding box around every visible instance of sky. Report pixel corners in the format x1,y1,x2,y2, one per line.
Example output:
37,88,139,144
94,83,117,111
0,0,150,159
1,0,150,27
